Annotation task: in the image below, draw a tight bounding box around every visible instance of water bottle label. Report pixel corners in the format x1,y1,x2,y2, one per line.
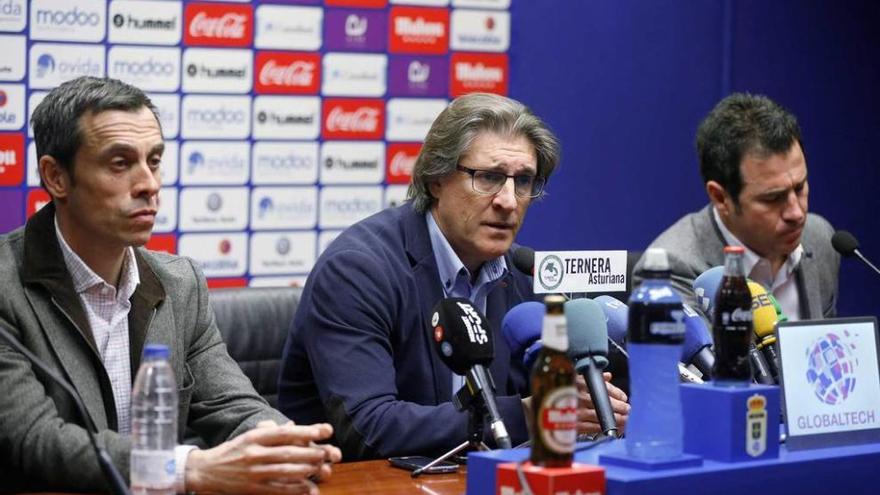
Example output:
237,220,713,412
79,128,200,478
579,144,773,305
538,386,578,454
130,450,175,490
649,322,684,336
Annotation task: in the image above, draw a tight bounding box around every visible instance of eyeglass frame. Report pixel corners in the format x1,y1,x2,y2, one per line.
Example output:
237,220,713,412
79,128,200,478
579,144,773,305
455,164,546,198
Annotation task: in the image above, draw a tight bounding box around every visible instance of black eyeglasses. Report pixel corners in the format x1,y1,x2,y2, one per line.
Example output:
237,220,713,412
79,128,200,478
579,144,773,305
456,165,545,198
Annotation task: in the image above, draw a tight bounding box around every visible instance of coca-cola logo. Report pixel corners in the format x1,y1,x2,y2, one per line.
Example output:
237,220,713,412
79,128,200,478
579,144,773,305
255,52,320,94
386,143,420,184
322,99,384,139
185,4,252,47
390,150,415,176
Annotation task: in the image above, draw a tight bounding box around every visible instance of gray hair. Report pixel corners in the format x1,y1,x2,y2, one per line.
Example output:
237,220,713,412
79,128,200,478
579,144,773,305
407,93,560,213
31,76,160,185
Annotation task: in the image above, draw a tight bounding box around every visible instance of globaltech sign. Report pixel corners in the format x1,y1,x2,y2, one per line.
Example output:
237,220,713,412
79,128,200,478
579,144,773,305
30,0,106,43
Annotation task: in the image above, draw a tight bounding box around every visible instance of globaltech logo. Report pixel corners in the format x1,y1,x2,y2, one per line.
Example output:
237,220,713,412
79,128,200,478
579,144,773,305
389,6,449,54
108,0,182,46
319,186,383,229
0,84,25,131
184,3,253,48
0,35,26,81
320,141,384,184
30,0,106,43
0,0,26,33
386,98,447,141
249,231,317,276
537,255,564,291
29,43,105,90
450,52,508,97
252,141,319,185
181,95,251,139
252,96,321,140
322,53,387,97
179,187,248,232
325,9,386,52
180,141,249,185
183,48,252,94
0,132,24,185
322,98,384,140
108,46,181,92
450,9,510,52
254,5,323,51
255,51,320,94
806,332,859,406
250,186,318,230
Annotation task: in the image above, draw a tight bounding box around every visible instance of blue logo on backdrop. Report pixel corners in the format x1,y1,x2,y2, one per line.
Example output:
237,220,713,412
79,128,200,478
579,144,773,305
36,54,56,77
258,197,274,217
806,331,859,405
275,236,291,255
206,193,223,212
187,151,205,174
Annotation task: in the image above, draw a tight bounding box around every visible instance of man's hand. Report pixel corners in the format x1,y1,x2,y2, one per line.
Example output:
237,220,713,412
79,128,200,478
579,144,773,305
185,422,342,494
575,372,630,435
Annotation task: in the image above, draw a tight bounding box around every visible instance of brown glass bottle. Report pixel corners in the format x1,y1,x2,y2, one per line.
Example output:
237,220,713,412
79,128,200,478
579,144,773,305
530,295,577,467
712,246,754,384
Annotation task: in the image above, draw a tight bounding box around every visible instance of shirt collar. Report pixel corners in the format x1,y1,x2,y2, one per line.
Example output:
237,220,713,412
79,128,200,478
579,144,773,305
712,206,803,278
54,215,140,299
426,211,508,292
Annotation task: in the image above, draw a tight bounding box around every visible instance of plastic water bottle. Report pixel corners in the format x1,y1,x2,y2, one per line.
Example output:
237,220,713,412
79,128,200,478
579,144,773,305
131,345,178,495
626,248,686,461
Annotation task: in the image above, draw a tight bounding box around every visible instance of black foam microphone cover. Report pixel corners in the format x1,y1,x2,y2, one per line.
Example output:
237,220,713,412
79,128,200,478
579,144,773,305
512,246,535,276
430,298,494,375
831,230,859,257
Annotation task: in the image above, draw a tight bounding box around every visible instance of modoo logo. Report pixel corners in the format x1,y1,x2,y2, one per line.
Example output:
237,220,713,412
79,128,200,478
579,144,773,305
114,57,176,77
35,7,100,27
187,107,246,125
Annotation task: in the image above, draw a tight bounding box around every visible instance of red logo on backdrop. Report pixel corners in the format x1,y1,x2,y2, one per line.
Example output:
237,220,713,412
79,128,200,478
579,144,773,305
207,277,248,289
0,133,24,186
325,0,387,8
322,98,384,140
389,7,449,54
184,3,253,47
450,53,508,97
26,188,51,217
146,234,177,254
386,143,420,184
255,51,320,94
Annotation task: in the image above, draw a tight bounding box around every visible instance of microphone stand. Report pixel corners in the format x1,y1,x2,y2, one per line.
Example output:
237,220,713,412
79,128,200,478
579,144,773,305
412,384,491,478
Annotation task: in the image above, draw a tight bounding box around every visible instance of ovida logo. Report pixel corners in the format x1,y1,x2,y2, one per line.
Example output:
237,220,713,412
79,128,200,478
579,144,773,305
408,60,430,84
257,196,314,219
805,331,859,406
0,0,23,17
538,255,564,291
206,192,223,212
259,60,314,88
191,12,246,39
326,106,379,133
35,54,55,78
35,6,100,27
345,14,367,38
112,13,176,31
187,150,245,175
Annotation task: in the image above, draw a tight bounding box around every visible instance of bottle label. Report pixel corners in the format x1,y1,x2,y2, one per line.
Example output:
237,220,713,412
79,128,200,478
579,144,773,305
720,308,753,325
745,394,768,457
541,314,569,351
649,321,684,337
130,449,175,490
538,386,578,454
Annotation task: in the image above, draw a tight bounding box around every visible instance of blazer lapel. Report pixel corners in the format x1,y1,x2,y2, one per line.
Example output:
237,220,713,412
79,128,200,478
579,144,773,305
486,277,513,393
128,249,166,377
796,250,822,319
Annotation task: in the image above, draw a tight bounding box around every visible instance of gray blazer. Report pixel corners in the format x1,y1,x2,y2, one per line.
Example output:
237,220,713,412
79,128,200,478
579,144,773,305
0,203,288,492
633,205,840,320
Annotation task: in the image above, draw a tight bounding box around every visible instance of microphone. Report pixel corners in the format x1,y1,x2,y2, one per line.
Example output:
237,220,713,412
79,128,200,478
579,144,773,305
832,230,880,276
500,301,544,370
0,318,130,495
680,303,715,378
564,298,619,438
512,245,535,276
431,298,512,449
749,342,775,385
595,295,704,384
693,266,725,317
748,281,780,383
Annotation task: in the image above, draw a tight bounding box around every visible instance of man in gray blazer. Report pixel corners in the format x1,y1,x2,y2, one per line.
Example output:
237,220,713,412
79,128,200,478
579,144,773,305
634,93,839,321
0,77,340,493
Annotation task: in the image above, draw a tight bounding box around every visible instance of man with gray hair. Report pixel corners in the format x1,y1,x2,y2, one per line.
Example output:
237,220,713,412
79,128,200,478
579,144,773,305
280,93,630,460
0,76,340,493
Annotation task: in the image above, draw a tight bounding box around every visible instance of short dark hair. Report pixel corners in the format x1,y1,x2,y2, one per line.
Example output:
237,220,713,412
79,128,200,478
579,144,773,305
696,93,802,203
31,76,160,184
407,93,561,213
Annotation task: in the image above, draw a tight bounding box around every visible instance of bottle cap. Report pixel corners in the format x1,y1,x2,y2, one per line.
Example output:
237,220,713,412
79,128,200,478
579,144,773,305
143,344,170,360
723,246,745,254
642,247,670,271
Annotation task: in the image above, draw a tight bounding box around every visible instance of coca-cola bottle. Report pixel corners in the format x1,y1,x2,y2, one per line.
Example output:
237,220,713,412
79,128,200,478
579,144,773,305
712,246,753,385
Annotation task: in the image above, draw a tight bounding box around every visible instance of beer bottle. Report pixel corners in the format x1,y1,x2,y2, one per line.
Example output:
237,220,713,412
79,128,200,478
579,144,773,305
712,246,753,384
530,294,577,467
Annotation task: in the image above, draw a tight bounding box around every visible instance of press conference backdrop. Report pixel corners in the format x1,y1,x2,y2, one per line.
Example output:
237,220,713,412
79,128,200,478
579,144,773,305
1,1,877,316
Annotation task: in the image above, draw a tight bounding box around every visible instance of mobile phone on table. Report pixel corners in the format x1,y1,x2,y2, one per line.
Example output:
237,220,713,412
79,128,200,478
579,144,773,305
388,456,459,474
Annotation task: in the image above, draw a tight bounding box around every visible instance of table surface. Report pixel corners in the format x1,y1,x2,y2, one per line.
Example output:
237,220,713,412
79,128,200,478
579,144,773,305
320,459,466,495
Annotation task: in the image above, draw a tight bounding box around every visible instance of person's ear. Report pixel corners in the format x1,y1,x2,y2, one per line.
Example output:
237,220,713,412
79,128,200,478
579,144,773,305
706,180,733,217
40,156,71,202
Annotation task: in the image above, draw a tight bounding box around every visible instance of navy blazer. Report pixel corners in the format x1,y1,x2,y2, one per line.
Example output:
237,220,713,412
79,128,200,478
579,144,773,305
278,203,536,460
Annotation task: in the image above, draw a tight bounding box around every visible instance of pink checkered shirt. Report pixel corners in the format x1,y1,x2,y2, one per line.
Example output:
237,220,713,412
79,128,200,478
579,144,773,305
55,218,139,434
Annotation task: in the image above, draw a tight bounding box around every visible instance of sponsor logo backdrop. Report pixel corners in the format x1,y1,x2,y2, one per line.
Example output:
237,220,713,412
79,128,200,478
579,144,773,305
0,0,511,287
